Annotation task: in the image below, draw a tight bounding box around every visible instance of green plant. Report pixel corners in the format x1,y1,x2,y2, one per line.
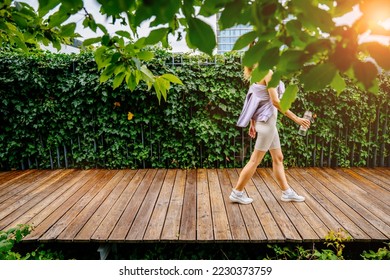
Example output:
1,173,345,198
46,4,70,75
0,224,32,260
266,229,352,260
0,224,63,260
361,242,390,260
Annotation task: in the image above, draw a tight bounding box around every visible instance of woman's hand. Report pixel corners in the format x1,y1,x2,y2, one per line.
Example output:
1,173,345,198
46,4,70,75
297,117,311,128
249,121,256,138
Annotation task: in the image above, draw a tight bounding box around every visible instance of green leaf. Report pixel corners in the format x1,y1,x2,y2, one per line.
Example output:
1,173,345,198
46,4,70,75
250,67,269,84
161,73,183,85
280,84,298,113
60,22,76,37
100,64,116,83
112,72,126,89
330,72,346,96
144,28,170,45
126,70,137,91
48,9,70,27
38,0,61,17
300,63,337,91
154,76,170,103
140,65,155,83
279,50,307,72
363,42,390,70
353,60,379,92
83,37,101,47
258,47,279,71
186,17,216,55
242,42,266,67
232,31,257,51
137,51,154,61
115,30,132,40
219,0,245,29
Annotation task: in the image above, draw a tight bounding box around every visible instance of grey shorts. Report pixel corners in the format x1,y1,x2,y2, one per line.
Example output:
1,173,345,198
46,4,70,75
254,113,281,151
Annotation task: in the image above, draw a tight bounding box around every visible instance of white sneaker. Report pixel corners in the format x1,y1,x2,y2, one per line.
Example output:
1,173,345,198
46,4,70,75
281,189,305,202
229,190,253,204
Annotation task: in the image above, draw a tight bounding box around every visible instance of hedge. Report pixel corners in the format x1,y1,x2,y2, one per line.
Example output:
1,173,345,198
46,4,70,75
0,49,388,170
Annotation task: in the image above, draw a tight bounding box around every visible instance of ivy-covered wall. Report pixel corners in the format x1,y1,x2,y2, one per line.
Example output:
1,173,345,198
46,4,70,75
0,50,388,170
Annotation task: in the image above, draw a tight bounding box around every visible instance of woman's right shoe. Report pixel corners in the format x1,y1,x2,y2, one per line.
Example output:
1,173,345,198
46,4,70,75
229,190,253,204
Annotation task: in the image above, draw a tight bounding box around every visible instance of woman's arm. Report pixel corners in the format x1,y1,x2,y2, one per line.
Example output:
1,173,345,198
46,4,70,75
249,119,256,138
268,87,310,128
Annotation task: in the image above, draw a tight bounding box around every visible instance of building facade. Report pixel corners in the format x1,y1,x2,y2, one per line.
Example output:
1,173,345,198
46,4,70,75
216,15,252,54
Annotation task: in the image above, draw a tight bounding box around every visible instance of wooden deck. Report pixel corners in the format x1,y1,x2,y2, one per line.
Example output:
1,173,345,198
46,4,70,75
0,168,389,243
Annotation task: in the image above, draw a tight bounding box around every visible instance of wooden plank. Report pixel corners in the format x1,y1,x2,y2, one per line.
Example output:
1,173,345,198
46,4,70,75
258,168,319,241
0,170,51,205
92,169,148,241
217,169,249,241
109,169,157,241
224,169,265,241
24,169,101,240
286,169,340,239
0,169,64,223
0,169,77,229
58,170,125,241
161,169,186,241
36,170,114,241
240,169,285,242
39,170,118,241
254,169,302,241
207,169,232,241
354,168,390,191
306,168,386,241
126,169,167,241
16,170,88,229
336,168,390,207
143,169,177,241
298,168,370,241
196,169,213,241
75,169,137,241
0,167,387,244
314,168,390,238
0,170,35,190
179,169,197,241
268,168,326,241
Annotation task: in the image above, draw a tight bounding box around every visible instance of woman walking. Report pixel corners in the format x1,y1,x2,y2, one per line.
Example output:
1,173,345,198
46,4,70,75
229,67,310,205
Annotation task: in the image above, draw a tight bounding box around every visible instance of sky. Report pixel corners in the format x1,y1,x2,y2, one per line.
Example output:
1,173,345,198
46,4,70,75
21,0,389,54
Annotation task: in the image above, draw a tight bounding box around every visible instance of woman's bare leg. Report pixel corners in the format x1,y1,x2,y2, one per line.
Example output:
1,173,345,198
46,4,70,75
234,149,266,191
269,148,305,202
269,148,289,191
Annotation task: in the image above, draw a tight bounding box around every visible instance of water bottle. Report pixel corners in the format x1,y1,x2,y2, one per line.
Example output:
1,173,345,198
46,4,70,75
298,110,312,136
